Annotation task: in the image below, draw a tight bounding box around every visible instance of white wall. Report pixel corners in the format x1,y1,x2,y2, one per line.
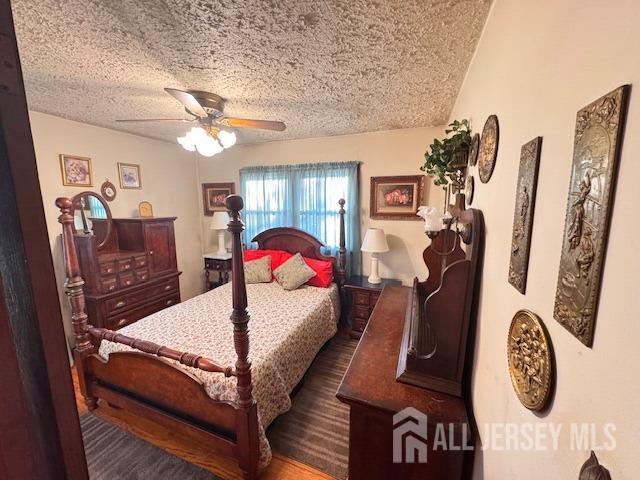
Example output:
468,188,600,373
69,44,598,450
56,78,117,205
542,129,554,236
29,112,203,343
197,127,444,285
448,1,640,478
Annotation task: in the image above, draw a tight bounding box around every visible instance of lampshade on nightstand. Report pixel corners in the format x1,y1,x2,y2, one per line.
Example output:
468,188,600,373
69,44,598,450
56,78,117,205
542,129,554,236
210,211,230,256
361,228,389,284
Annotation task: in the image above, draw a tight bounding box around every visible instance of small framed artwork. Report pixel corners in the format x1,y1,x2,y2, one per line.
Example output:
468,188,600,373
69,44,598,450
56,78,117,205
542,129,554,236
202,182,235,216
370,175,424,220
118,163,142,189
60,154,93,187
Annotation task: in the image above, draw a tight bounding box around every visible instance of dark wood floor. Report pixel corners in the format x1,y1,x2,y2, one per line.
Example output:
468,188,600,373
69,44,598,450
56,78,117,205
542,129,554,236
71,368,334,480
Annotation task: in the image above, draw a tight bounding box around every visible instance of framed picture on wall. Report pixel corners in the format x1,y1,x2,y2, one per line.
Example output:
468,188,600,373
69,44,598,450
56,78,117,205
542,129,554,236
118,163,142,189
202,182,235,216
59,154,93,187
370,175,424,220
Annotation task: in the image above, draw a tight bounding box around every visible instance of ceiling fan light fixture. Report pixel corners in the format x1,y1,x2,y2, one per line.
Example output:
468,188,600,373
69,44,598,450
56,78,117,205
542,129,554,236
177,134,196,151
195,134,223,157
218,129,237,148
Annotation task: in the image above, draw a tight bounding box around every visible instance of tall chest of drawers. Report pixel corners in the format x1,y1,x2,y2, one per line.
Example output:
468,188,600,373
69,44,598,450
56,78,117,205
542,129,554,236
74,217,181,330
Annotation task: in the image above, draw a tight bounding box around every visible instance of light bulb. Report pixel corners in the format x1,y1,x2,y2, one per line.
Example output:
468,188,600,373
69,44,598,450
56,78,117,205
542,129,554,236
177,135,196,151
195,135,223,157
218,129,237,148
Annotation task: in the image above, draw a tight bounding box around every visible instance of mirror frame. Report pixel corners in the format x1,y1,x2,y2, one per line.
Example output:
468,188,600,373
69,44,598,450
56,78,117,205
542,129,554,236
69,191,113,250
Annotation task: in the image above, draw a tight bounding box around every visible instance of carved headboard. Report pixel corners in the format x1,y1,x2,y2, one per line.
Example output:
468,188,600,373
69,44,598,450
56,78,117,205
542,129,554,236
249,200,347,288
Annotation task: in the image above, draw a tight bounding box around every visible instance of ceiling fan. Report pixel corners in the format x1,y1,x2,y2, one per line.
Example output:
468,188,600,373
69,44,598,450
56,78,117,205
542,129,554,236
117,88,286,156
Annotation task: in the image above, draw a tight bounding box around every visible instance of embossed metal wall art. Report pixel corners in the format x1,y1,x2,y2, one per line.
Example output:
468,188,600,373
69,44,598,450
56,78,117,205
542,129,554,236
508,137,542,294
477,115,499,183
465,175,474,205
579,451,612,480
508,310,553,411
468,133,480,166
553,85,630,347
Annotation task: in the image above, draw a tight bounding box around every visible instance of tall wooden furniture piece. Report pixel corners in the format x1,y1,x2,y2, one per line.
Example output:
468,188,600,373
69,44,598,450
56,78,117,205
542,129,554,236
56,194,347,480
344,275,401,339
336,285,471,480
68,193,181,331
397,193,484,396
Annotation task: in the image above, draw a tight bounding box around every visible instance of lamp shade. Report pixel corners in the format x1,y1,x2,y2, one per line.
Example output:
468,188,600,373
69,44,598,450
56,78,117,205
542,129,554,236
361,228,389,253
210,211,230,230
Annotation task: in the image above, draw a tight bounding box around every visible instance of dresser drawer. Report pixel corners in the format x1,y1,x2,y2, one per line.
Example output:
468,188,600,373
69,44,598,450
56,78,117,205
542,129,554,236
119,272,135,288
99,261,116,276
104,278,178,316
352,317,367,333
101,277,118,294
106,294,179,331
134,255,148,269
353,305,371,319
117,258,134,273
136,269,149,283
353,291,370,305
369,293,380,306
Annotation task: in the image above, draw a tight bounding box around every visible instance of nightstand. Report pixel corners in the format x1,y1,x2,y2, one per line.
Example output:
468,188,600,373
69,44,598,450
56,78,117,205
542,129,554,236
203,253,232,291
344,275,402,339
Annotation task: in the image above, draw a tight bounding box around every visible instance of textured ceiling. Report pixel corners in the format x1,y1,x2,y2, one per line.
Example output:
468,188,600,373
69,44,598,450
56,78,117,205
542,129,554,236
12,0,491,144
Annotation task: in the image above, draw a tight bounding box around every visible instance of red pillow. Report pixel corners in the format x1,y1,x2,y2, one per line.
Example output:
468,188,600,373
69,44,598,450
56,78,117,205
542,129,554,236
243,249,292,272
302,256,334,288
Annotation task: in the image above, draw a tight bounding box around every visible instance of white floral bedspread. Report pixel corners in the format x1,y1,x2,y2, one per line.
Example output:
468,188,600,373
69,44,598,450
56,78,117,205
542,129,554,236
99,281,339,468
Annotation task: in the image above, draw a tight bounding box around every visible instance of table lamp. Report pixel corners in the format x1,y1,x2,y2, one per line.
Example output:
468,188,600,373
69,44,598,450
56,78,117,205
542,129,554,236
210,211,230,256
361,228,389,284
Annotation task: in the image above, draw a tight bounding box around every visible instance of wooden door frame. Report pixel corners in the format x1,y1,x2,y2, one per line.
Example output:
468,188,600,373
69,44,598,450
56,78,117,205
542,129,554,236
0,1,88,477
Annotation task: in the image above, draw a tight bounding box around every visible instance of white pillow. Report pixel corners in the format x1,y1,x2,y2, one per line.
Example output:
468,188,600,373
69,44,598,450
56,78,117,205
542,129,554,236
273,253,316,290
244,255,272,284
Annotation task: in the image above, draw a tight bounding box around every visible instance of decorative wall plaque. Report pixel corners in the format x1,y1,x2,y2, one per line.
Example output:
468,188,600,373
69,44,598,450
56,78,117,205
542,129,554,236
508,137,542,294
100,179,117,202
468,133,480,166
579,451,611,479
477,115,499,183
508,310,553,411
553,85,630,347
465,175,474,206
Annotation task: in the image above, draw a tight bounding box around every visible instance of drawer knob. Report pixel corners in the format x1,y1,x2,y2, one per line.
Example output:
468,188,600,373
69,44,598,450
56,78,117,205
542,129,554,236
166,300,173,306
115,301,126,308
164,285,172,291
124,264,130,269
117,319,127,327
106,268,113,273
109,285,116,291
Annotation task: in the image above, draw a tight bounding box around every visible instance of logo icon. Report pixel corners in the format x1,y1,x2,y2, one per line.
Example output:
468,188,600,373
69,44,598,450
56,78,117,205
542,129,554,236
393,407,428,463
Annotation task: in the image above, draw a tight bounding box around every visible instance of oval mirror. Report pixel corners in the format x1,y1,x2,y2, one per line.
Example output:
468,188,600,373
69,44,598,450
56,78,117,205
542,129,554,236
70,191,113,250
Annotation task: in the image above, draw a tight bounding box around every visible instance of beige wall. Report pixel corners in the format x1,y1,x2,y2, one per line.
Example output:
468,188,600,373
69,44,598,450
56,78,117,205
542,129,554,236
448,1,640,478
197,127,444,285
29,111,203,343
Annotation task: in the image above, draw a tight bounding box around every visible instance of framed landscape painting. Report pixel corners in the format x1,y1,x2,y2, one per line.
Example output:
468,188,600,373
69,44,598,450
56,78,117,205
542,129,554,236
370,175,424,220
60,154,93,187
202,182,235,216
118,163,142,189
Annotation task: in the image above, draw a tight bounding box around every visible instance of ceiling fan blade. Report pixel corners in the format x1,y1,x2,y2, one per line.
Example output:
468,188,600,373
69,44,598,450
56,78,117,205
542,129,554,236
220,117,286,131
116,118,196,123
164,88,208,118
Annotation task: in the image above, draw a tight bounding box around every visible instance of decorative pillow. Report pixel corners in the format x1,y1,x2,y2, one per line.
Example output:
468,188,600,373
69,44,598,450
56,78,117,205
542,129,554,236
244,249,292,272
244,255,272,284
303,256,334,288
273,253,316,291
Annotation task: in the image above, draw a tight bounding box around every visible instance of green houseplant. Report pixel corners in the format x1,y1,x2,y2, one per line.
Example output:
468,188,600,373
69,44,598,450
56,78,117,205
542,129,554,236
421,119,471,193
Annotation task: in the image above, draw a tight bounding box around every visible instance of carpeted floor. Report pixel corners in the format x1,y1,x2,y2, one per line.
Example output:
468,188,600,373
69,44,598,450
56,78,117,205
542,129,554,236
80,333,357,480
81,413,219,479
267,333,357,480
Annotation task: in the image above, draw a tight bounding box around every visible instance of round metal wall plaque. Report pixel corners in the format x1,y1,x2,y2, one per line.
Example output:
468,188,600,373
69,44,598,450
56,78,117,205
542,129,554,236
508,310,553,411
101,179,117,202
468,133,480,166
478,115,499,183
465,175,474,205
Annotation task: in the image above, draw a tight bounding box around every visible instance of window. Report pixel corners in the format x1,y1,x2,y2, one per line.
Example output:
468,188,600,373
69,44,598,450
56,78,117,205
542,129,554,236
240,161,361,275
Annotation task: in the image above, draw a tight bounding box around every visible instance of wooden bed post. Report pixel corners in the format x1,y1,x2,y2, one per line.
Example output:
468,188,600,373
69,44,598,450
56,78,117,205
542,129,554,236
226,195,259,480
56,196,97,410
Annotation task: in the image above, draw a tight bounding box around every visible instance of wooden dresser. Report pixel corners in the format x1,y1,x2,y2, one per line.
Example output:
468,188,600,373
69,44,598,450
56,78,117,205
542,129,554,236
336,285,472,480
74,217,181,331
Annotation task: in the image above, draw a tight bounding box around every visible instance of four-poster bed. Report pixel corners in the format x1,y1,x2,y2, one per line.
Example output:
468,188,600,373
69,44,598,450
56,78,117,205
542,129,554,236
56,193,347,480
